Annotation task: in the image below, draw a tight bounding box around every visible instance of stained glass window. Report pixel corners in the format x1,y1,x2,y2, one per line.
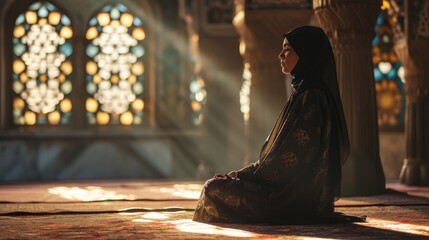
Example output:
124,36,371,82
189,76,206,126
85,4,145,126
240,62,251,123
188,34,206,126
372,1,405,129
12,1,73,125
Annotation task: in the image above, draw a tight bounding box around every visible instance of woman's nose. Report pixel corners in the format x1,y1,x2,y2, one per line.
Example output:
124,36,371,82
278,52,283,60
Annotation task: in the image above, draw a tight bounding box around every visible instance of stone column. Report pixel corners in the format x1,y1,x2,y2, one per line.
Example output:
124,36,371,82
233,0,314,162
389,0,429,185
314,0,386,196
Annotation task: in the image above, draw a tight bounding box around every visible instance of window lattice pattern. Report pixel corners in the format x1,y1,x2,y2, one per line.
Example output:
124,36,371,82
372,8,406,129
85,4,145,125
12,1,73,125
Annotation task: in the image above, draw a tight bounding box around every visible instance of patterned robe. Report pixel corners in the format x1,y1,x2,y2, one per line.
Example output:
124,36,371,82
193,85,338,224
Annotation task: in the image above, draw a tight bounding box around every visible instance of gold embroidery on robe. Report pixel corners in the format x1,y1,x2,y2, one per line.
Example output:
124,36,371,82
281,152,298,167
294,128,310,146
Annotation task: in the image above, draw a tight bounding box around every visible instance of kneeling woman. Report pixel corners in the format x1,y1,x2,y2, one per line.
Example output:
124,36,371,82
193,26,361,224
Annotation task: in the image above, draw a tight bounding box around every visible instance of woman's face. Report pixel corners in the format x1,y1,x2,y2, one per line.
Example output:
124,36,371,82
278,38,299,75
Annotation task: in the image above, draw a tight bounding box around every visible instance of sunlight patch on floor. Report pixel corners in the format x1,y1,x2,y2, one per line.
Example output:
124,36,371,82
156,183,203,199
48,186,135,201
169,219,256,238
356,218,429,236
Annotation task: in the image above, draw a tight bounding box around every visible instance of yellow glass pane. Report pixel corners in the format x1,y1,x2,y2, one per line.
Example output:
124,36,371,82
86,26,98,40
58,73,66,83
48,12,61,25
60,98,72,112
381,0,390,10
86,98,98,113
13,59,25,74
48,111,61,125
24,111,36,125
97,13,110,26
110,20,120,26
131,62,144,75
128,75,136,84
61,61,73,75
93,74,101,84
13,97,25,110
38,18,47,26
191,101,201,112
120,111,133,125
197,77,205,87
120,13,133,27
20,73,29,83
60,26,73,39
111,75,119,84
25,11,37,24
132,28,145,41
13,25,26,38
380,93,393,109
96,112,110,125
131,99,144,111
40,74,47,83
86,61,98,75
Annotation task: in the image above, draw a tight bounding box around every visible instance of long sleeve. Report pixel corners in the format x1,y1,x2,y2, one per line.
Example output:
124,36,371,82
251,88,331,190
236,161,260,179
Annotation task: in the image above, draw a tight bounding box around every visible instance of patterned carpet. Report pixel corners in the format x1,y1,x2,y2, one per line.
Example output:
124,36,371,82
0,180,428,239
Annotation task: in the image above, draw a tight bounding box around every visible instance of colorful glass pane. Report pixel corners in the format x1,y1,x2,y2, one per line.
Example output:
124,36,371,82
187,32,206,126
372,4,405,129
12,1,73,125
189,75,206,126
85,4,145,125
240,63,252,123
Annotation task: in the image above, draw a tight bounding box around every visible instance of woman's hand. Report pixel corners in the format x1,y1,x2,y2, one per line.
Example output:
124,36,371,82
227,171,238,178
213,171,237,180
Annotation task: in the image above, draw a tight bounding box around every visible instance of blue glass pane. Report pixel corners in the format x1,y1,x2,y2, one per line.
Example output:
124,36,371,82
61,112,71,124
13,73,19,80
15,14,25,24
13,44,26,56
374,68,383,81
59,42,73,57
387,69,397,79
29,2,42,10
132,45,145,58
111,7,120,19
134,17,142,26
394,62,402,69
102,5,112,12
86,44,99,57
61,15,71,25
13,38,20,44
38,6,48,17
376,14,383,25
38,117,47,124
372,36,380,46
46,2,55,11
89,17,97,26
118,4,128,12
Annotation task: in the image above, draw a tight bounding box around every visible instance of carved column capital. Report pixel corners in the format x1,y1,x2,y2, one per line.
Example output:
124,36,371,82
314,0,381,50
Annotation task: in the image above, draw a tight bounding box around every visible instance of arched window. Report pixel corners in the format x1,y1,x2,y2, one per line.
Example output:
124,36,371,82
12,1,73,126
85,4,146,126
372,1,405,130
